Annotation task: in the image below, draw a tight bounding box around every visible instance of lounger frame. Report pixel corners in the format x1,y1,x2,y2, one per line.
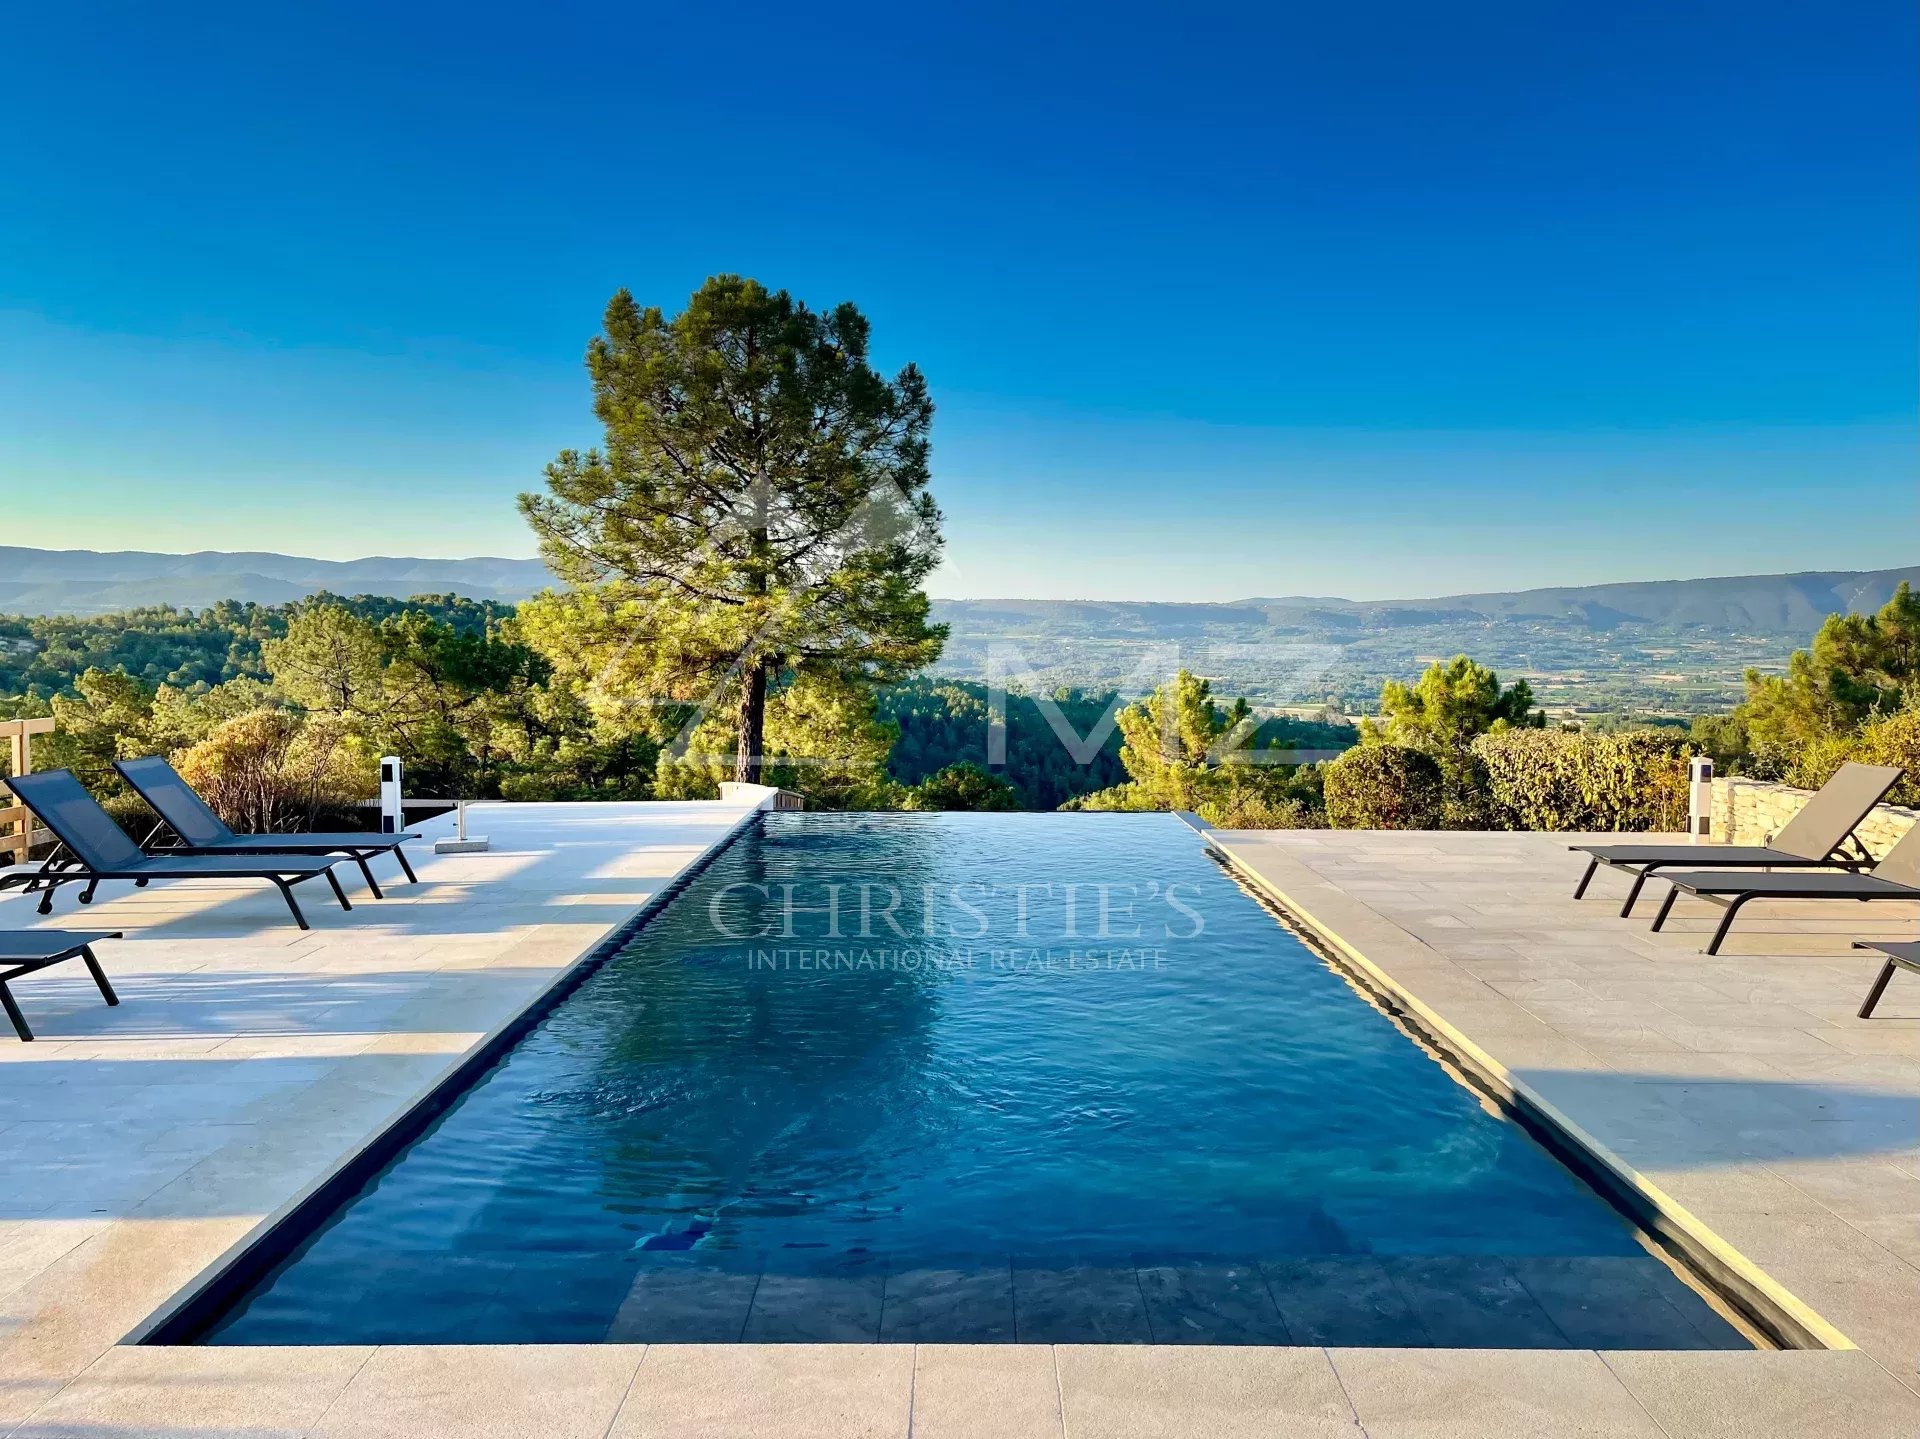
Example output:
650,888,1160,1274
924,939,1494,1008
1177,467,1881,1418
1645,816,1920,955
2,770,352,931
1853,940,1920,1019
1568,762,1902,916
0,931,122,1041
1648,876,1911,955
114,757,419,899
1571,840,1874,917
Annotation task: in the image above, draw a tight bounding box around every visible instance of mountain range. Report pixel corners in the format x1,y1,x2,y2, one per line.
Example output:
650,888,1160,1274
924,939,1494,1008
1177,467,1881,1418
2,547,1911,711
0,547,551,614
0,546,1909,634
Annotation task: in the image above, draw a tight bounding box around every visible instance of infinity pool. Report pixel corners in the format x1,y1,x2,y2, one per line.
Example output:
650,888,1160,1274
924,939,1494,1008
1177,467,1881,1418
201,812,1747,1347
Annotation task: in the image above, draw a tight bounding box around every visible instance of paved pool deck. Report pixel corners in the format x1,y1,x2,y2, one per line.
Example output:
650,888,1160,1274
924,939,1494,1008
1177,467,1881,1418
1207,826,1920,1432
3,815,1919,1437
0,795,769,1433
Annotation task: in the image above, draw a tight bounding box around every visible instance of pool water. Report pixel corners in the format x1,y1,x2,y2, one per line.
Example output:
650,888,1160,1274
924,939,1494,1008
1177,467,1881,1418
203,813,1748,1347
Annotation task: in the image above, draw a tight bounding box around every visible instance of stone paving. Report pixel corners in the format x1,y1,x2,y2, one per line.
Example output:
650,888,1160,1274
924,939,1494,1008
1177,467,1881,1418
5,815,1920,1436
1207,828,1920,1428
0,796,768,1433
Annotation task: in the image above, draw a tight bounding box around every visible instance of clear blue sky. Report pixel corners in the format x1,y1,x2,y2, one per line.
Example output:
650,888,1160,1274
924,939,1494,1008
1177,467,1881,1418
2,1,1913,600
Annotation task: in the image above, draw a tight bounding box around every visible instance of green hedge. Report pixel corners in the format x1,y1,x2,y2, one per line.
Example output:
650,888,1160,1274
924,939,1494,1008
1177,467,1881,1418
1472,729,1692,832
1323,744,1444,829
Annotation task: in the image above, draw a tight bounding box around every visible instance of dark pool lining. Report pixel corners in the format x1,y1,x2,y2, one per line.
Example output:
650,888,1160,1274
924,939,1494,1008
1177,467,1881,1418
1207,847,1793,1352
133,803,770,1346
136,810,1787,1350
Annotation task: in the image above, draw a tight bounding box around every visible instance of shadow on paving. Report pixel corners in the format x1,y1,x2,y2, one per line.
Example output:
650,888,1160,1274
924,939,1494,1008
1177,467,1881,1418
1514,1069,1920,1169
0,966,559,1041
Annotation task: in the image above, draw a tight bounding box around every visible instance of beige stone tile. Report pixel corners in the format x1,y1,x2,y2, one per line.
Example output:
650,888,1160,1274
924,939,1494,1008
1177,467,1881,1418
0,1377,64,1433
311,1344,641,1438
0,1222,110,1303
1637,1163,1835,1217
0,1216,254,1384
1053,1344,1358,1439
1656,1023,1843,1056
1816,1027,1920,1056
1845,1210,1920,1266
1330,1347,1664,1438
1601,1349,1920,1439
1655,1001,1831,1030
1605,1050,1785,1081
12,1342,373,1438
910,1344,1062,1439
612,1344,914,1439
1776,1161,1920,1217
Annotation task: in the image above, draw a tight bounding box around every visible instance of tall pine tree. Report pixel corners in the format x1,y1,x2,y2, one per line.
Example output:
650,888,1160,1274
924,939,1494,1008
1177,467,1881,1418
521,277,945,783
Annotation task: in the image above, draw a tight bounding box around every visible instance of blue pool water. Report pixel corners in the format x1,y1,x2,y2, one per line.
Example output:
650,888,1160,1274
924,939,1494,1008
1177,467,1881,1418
202,813,1747,1347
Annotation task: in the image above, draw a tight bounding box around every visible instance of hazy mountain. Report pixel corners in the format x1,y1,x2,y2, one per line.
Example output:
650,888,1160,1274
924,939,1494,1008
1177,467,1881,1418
0,547,553,614
4,548,1907,635
938,567,1918,639
1,548,1911,711
1240,568,1919,634
927,567,1919,712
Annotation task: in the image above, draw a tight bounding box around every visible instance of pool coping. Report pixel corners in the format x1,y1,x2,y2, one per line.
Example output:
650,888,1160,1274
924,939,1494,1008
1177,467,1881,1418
137,806,1790,1356
125,790,780,1347
1202,829,1854,1354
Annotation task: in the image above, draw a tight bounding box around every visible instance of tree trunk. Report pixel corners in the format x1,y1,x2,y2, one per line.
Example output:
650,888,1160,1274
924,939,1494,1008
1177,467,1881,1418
735,659,768,785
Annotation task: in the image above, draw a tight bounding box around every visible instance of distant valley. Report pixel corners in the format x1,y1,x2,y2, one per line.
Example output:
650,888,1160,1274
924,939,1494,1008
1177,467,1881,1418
2,547,1912,714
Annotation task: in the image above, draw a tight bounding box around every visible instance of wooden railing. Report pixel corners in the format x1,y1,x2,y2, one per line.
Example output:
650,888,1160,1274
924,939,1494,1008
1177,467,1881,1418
0,717,54,864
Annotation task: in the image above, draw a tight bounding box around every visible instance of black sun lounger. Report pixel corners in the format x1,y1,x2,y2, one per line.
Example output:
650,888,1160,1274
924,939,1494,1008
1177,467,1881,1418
1650,819,1920,955
114,756,420,898
3,769,353,931
1854,940,1920,1019
1569,762,1903,915
0,930,121,1040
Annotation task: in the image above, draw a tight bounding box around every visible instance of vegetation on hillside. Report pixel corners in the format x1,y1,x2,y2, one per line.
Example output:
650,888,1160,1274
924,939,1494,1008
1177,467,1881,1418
0,277,1909,836
7,583,1909,835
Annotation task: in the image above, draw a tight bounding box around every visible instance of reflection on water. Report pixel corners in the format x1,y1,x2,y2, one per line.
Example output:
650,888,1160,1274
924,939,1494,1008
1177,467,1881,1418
204,813,1747,1348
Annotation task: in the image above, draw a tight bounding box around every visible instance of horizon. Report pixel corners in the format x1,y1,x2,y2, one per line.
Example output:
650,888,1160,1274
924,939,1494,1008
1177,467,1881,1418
4,539,1916,610
3,2,1916,599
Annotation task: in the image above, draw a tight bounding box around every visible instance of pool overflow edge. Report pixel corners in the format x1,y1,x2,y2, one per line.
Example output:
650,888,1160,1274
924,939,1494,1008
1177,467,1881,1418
129,801,773,1347
130,809,1828,1352
1202,834,1841,1354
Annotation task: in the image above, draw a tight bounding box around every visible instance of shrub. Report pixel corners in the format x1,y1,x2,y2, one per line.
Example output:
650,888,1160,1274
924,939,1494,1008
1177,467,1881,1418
905,762,1019,811
1323,745,1444,829
174,708,376,834
1472,729,1691,832
1786,702,1920,806
100,792,161,843
1198,791,1328,830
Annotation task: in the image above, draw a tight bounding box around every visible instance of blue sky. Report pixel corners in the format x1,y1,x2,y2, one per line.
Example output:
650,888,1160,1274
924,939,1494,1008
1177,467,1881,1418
1,0,1913,601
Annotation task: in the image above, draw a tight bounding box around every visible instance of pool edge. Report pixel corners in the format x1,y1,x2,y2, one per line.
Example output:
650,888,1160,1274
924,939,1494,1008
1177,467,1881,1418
126,796,776,1348
1205,832,1855,1356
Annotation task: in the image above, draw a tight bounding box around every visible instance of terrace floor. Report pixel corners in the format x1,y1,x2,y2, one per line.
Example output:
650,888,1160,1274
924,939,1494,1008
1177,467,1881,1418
1208,826,1920,1432
1,814,1917,1437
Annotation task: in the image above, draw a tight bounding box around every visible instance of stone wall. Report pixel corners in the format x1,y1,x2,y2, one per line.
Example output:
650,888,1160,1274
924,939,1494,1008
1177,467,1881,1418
1709,776,1917,859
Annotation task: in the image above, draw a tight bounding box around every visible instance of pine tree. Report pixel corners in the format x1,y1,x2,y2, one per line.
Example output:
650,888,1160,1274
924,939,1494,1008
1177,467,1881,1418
521,276,945,783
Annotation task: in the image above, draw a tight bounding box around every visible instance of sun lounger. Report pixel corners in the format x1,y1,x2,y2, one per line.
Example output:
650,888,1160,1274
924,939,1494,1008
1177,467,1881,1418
114,756,419,898
1649,819,1920,955
1569,763,1902,915
0,930,121,1040
3,769,352,930
1853,940,1920,1019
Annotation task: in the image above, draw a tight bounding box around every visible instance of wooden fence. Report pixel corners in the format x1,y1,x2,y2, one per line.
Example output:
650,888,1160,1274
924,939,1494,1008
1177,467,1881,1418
0,717,54,864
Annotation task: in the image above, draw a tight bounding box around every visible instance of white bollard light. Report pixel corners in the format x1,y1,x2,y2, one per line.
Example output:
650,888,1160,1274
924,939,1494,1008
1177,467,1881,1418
378,757,405,835
1688,756,1714,840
